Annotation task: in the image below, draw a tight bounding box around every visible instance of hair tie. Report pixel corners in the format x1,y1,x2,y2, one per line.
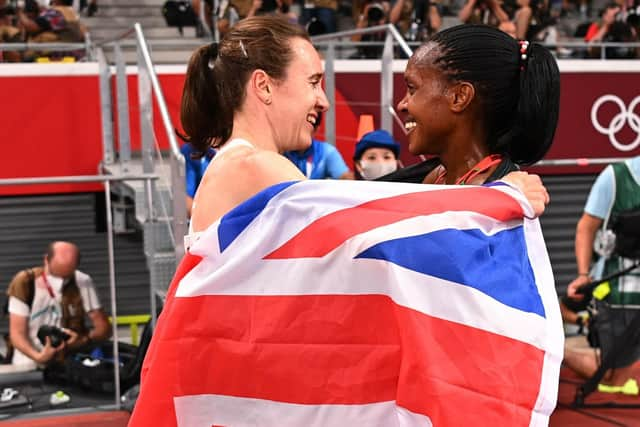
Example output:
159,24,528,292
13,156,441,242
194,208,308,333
207,42,219,69
518,40,530,71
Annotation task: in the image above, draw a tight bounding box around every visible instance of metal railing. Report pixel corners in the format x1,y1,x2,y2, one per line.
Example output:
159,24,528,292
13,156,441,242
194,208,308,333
133,23,187,265
535,157,635,167
0,38,93,61
0,173,159,411
95,24,187,333
96,24,187,260
4,26,640,62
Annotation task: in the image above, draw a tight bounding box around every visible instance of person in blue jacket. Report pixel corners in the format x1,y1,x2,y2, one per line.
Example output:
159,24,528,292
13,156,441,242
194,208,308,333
283,112,353,180
180,142,216,217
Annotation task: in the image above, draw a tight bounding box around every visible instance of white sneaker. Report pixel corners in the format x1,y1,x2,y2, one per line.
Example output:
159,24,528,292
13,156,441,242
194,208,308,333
1,388,18,402
50,390,71,406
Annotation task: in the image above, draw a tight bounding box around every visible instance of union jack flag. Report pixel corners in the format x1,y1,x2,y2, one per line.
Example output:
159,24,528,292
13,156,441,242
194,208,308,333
129,180,564,427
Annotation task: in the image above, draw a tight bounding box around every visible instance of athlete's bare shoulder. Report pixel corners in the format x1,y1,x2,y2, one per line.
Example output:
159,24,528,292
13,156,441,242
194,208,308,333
191,146,305,232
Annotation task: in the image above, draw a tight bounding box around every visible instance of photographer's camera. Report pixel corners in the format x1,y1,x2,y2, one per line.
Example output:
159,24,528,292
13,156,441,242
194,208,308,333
37,325,70,348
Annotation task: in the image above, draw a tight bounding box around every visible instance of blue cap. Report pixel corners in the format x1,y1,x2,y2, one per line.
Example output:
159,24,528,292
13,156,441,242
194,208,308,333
354,129,401,160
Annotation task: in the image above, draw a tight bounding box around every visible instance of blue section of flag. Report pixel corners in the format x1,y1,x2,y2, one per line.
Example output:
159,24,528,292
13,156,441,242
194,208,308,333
483,181,509,188
355,226,545,318
218,181,298,252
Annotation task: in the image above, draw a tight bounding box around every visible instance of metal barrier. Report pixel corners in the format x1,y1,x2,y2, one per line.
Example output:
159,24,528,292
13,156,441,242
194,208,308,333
0,173,159,411
0,40,93,61
95,25,187,329
535,157,634,167
4,28,640,62
133,22,187,265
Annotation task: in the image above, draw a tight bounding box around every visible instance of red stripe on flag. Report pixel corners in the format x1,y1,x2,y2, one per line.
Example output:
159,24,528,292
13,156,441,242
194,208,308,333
265,187,524,259
135,251,203,396
166,251,204,301
131,294,543,426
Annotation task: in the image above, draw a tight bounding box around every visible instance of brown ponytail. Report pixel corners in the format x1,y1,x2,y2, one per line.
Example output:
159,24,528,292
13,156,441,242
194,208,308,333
180,43,230,151
179,16,310,152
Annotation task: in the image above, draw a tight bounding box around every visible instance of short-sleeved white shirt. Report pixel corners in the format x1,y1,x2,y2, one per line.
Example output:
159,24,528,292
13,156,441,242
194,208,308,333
8,270,101,368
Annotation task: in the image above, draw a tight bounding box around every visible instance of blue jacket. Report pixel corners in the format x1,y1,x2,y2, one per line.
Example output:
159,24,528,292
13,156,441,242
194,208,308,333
181,143,216,197
283,140,349,179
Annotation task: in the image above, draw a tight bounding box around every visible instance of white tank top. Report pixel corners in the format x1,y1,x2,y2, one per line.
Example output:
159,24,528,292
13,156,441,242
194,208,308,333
212,138,254,158
185,138,255,250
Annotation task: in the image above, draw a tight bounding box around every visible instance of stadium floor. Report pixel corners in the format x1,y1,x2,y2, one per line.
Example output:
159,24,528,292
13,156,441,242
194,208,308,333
0,410,130,426
550,336,640,426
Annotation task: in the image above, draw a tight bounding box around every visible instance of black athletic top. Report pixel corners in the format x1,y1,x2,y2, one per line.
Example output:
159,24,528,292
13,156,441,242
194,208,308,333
376,157,519,184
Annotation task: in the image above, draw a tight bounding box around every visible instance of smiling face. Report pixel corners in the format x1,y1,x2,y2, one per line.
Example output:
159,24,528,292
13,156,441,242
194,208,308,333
268,37,329,153
397,45,455,156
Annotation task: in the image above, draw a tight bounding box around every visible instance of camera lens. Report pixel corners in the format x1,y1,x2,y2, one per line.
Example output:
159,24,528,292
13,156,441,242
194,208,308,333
367,4,384,22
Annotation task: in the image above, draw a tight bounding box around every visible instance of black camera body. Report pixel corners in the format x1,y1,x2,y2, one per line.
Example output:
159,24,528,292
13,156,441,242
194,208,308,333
366,2,385,24
37,325,70,348
610,208,640,260
0,5,16,16
257,0,277,13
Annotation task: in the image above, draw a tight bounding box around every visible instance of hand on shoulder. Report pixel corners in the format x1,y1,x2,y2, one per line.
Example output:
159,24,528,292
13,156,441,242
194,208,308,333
501,171,550,218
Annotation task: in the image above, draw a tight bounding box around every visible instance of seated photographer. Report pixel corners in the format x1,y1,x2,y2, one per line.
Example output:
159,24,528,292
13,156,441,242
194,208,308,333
564,155,640,395
458,0,509,27
4,241,112,372
582,3,639,59
301,0,337,35
351,0,391,58
389,0,442,42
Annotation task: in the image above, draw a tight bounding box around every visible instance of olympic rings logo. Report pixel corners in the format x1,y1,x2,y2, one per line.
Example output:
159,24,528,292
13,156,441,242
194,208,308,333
591,95,640,152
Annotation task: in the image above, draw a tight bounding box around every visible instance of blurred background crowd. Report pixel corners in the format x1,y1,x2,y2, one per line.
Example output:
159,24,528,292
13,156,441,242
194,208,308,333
1,0,640,61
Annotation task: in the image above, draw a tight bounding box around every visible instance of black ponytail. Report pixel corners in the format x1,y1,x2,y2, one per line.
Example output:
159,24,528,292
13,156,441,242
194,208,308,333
507,42,560,165
428,24,560,165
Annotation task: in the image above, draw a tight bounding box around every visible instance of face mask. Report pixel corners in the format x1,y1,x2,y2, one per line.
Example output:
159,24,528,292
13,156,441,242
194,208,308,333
359,160,397,180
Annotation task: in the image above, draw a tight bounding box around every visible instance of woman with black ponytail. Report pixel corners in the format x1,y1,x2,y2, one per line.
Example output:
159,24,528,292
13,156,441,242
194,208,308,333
380,24,560,194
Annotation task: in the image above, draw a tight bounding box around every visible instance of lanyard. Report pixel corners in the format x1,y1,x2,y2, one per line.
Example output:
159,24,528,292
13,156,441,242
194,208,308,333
40,272,56,299
435,154,503,185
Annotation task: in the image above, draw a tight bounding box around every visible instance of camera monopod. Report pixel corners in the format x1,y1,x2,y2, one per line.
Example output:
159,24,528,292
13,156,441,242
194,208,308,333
575,260,640,298
573,260,640,407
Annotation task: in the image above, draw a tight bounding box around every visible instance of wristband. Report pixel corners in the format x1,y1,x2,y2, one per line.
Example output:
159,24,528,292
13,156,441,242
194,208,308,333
578,273,590,276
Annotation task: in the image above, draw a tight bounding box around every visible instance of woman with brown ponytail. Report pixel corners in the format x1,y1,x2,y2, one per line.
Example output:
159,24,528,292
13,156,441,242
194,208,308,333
180,15,329,235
